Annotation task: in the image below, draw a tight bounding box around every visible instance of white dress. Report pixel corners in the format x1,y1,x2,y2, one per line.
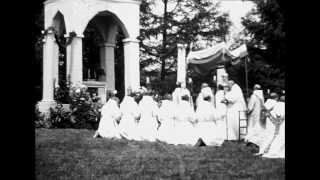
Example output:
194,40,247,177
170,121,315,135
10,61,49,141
225,85,247,140
138,95,159,142
96,99,122,139
173,100,198,146
264,99,278,138
262,101,285,158
118,96,141,141
156,100,177,144
250,99,279,147
194,100,224,146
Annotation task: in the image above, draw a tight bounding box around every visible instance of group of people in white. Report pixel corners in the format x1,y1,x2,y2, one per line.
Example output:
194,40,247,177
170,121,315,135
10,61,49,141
93,76,285,159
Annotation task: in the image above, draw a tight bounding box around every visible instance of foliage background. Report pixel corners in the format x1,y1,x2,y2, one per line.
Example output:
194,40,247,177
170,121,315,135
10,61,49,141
33,0,286,105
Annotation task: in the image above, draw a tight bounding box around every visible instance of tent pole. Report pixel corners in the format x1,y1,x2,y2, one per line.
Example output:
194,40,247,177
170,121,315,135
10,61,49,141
244,56,249,99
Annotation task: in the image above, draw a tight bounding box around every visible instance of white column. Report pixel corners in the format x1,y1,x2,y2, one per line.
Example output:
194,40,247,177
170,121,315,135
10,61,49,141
123,38,140,94
99,44,106,82
53,41,59,87
98,87,107,104
37,30,56,114
100,42,116,90
177,44,187,87
70,35,83,86
65,35,72,82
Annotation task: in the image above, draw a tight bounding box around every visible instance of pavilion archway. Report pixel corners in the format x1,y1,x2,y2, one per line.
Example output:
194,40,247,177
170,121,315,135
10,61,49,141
38,0,141,113
82,10,130,101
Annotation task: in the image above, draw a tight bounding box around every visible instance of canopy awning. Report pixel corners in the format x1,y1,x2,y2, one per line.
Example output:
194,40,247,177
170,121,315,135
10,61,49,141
187,42,248,75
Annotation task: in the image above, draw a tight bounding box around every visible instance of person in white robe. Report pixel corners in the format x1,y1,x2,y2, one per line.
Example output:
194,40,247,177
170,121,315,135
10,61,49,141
194,92,224,146
118,90,141,141
172,83,182,105
244,85,265,145
138,89,160,142
223,80,247,140
196,83,215,108
172,82,194,108
256,96,285,158
253,84,265,102
173,93,198,146
260,92,279,145
133,87,145,104
249,92,279,149
94,91,122,139
215,85,226,110
156,94,177,144
228,80,247,111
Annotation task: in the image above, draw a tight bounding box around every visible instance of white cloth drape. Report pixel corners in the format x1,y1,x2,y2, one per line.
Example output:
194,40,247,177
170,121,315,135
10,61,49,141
177,44,187,84
96,98,122,139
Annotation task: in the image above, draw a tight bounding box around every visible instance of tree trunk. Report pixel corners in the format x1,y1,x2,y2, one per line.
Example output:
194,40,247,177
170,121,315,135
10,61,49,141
160,0,168,81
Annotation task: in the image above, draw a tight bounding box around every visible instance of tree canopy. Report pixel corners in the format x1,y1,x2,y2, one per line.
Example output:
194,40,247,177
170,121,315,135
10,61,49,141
228,0,286,93
139,0,231,80
33,0,286,98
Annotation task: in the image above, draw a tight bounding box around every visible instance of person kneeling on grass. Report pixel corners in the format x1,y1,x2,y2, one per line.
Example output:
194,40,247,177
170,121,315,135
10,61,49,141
255,95,285,159
118,88,141,141
194,93,224,146
138,89,160,142
93,90,122,139
156,93,177,144
172,93,198,146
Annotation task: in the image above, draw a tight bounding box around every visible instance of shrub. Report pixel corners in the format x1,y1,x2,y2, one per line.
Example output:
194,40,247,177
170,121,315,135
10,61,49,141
49,104,72,128
35,83,102,129
35,108,52,128
69,84,101,129
54,79,71,104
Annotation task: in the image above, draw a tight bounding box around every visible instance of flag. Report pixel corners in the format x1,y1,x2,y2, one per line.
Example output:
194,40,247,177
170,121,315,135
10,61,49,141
231,58,241,65
230,44,248,58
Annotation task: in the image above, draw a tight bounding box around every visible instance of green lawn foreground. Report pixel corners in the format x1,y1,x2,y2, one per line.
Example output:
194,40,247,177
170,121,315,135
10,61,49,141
36,128,285,180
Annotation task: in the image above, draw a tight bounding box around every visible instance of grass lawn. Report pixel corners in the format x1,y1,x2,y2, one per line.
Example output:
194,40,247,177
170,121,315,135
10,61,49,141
36,128,285,179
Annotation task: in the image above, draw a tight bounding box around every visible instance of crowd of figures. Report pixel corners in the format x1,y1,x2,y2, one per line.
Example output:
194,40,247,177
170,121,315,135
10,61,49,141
93,79,285,159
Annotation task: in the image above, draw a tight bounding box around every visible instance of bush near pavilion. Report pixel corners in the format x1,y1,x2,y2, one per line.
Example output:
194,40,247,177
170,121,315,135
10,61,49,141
35,83,102,129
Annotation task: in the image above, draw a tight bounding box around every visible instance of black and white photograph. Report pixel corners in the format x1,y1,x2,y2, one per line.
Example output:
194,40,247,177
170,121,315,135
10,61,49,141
33,0,286,179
